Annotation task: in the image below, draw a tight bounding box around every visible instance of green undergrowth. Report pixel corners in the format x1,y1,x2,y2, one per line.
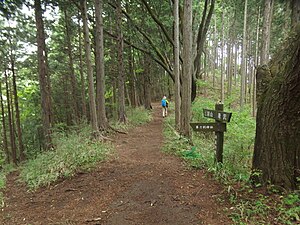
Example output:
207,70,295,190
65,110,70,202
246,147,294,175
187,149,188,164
163,98,299,225
20,123,113,190
228,187,300,224
110,106,152,131
0,164,16,206
163,97,255,183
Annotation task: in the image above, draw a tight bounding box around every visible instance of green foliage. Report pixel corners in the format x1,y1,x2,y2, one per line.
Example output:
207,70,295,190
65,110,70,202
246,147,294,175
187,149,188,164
111,106,152,131
163,116,203,168
229,190,300,225
191,97,256,183
19,123,113,189
127,106,152,126
0,164,16,206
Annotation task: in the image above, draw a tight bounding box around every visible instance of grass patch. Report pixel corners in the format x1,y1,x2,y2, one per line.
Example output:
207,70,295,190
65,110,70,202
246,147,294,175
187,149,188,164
191,98,256,183
20,123,113,190
111,106,152,131
0,164,16,206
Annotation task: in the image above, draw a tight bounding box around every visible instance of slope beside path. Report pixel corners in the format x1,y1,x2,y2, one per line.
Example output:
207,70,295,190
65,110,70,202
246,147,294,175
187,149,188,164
0,103,231,225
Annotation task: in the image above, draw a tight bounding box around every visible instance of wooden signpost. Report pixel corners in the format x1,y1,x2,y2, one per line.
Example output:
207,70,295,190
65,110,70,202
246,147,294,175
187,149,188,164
190,103,232,164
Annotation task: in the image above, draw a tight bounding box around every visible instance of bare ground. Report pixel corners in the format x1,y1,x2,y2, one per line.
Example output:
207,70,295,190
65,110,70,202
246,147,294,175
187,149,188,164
0,103,232,225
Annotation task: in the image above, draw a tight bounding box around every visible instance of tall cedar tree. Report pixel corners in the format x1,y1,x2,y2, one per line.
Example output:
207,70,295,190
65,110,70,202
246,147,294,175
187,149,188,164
34,0,53,150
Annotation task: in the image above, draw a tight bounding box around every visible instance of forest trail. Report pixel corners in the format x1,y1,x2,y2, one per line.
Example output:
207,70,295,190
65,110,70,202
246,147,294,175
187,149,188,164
1,103,231,225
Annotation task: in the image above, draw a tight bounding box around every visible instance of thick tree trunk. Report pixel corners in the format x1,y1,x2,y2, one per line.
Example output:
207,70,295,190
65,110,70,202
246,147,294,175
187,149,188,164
95,0,108,130
116,0,126,123
34,0,53,150
174,0,181,129
180,0,192,137
252,26,300,189
81,0,98,132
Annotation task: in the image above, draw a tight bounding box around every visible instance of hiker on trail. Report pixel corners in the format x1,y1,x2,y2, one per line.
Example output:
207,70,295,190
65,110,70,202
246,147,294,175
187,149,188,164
161,96,169,118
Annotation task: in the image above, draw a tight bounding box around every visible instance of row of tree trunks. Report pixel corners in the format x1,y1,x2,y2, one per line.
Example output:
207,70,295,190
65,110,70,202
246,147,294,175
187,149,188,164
4,70,17,164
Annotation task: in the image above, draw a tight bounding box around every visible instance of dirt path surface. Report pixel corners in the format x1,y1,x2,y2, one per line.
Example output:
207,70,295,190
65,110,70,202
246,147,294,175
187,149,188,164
0,103,231,225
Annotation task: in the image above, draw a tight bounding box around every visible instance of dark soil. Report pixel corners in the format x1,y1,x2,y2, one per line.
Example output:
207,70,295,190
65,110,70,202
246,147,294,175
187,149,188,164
0,103,232,225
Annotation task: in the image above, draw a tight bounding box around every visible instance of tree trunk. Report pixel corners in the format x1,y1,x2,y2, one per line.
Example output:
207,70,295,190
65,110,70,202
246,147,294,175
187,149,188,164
143,54,152,110
260,0,274,65
240,0,248,109
10,48,25,161
174,0,181,130
0,81,9,163
78,14,88,120
116,0,126,123
64,8,80,123
252,26,300,190
81,0,98,132
213,14,217,88
291,0,300,28
220,8,225,102
4,71,17,164
95,0,108,130
252,6,261,117
180,0,192,137
128,46,138,108
34,0,53,150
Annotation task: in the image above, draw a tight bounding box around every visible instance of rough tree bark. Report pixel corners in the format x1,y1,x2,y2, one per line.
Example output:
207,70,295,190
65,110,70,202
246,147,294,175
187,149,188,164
260,0,274,65
174,0,181,130
180,0,192,137
78,14,88,119
252,26,300,190
291,0,300,28
116,0,126,123
95,0,108,130
34,0,53,150
64,8,80,123
81,0,98,132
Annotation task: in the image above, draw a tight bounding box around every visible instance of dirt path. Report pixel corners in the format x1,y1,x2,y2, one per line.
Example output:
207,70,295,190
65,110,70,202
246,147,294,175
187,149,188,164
0,103,231,225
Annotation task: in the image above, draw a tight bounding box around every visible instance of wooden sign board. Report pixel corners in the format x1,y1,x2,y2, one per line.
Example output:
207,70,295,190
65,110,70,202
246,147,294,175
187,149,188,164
203,109,232,123
190,122,226,132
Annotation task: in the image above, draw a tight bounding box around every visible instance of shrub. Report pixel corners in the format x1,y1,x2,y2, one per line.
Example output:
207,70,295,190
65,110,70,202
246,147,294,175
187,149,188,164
20,123,113,189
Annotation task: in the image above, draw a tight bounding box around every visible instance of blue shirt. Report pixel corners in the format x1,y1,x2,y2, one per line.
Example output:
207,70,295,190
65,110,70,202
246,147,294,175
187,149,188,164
161,99,167,107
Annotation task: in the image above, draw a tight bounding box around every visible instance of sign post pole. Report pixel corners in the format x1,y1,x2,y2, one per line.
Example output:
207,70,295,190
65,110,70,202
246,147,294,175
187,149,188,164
215,103,224,164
